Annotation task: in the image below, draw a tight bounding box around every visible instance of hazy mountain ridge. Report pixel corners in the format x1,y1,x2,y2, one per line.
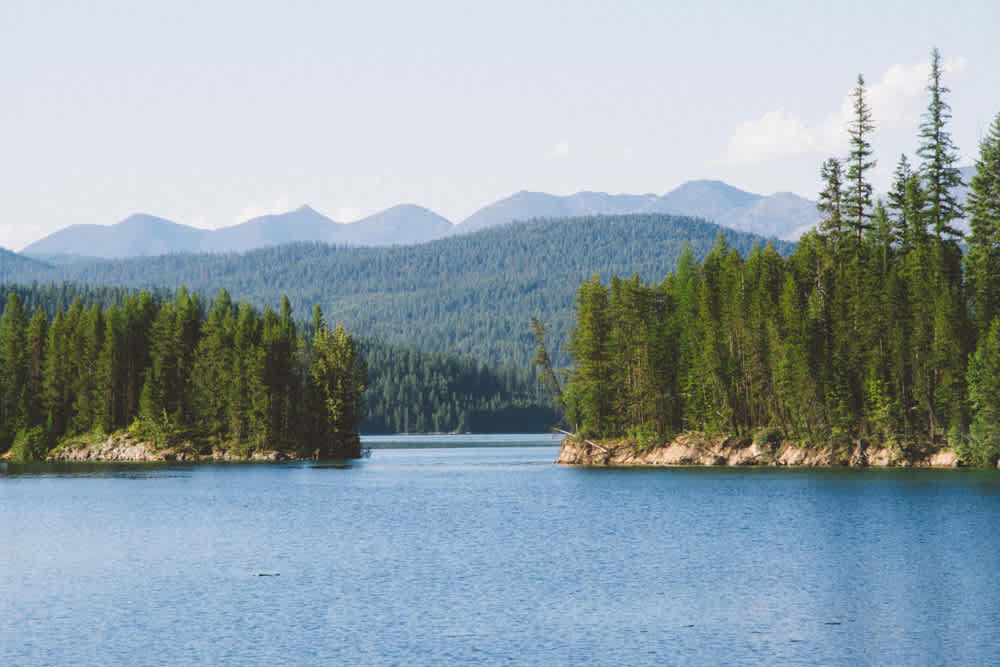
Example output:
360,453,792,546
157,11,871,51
455,181,817,240
0,247,52,281
21,180,817,260
18,166,983,261
22,205,455,260
456,191,661,233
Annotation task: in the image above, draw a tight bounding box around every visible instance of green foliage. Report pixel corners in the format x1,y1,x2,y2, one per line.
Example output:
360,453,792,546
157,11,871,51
965,112,1000,337
818,158,846,247
626,425,661,452
308,321,368,458
753,426,784,449
0,288,370,458
9,425,51,462
844,74,876,245
918,48,964,241
361,339,552,434
965,317,1000,466
0,292,28,448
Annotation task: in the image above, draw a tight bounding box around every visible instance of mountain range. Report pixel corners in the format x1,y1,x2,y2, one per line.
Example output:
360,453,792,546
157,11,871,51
17,180,818,261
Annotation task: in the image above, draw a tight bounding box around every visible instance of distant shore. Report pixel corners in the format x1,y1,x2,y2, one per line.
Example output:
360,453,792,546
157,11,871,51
556,433,974,468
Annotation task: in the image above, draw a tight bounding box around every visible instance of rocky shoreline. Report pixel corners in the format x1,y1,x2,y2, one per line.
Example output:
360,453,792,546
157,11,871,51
556,433,964,468
45,434,305,463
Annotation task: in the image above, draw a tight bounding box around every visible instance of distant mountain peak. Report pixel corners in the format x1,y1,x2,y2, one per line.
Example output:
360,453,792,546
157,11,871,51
678,178,732,187
383,203,436,213
117,212,178,226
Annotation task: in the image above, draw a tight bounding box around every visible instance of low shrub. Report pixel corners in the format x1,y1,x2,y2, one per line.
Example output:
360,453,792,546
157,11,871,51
753,426,783,448
9,426,52,462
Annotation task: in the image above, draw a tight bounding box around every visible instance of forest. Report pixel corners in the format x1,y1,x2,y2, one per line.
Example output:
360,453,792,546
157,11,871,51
0,214,793,368
0,287,368,461
0,282,556,458
559,51,1000,467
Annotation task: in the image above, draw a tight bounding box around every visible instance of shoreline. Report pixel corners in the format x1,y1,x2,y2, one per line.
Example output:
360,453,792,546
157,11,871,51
556,433,967,468
27,433,355,463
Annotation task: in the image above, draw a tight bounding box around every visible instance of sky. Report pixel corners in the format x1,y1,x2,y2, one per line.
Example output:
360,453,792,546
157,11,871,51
3,0,999,251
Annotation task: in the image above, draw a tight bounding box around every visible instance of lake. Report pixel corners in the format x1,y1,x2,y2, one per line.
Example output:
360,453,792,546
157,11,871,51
2,433,999,665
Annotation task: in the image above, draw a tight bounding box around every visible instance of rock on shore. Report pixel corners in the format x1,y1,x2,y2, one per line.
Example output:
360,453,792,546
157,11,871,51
47,434,300,463
556,433,962,468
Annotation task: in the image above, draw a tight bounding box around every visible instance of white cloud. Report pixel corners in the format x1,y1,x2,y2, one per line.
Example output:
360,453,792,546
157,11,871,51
235,195,291,223
724,108,816,165
545,141,570,159
720,56,968,166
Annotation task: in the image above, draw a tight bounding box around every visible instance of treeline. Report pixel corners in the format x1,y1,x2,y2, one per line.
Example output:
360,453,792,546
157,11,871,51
0,282,558,440
361,341,554,434
562,51,1000,466
0,287,367,460
0,215,793,367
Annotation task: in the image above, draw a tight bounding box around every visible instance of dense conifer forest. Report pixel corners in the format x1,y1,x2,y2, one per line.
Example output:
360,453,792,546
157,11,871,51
558,51,1000,467
0,286,369,461
0,283,555,458
0,215,793,368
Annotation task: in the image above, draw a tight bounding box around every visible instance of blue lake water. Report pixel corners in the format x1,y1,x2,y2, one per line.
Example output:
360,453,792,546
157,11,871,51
2,433,1000,665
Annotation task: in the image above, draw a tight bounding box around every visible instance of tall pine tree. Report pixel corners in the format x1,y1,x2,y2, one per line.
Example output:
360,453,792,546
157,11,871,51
844,74,876,246
918,47,964,241
964,112,1000,337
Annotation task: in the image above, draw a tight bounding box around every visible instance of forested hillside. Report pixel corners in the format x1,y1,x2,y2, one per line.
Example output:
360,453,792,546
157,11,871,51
3,215,793,367
0,248,51,280
360,341,552,434
559,54,1000,466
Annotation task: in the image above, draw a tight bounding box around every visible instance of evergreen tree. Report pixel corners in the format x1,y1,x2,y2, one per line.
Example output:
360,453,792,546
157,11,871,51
229,300,266,447
96,305,126,433
173,286,203,425
69,304,104,434
844,74,876,246
964,112,1000,337
23,309,49,431
566,274,612,437
190,289,235,438
818,158,846,247
124,291,156,418
0,293,28,445
140,302,179,424
309,320,368,457
886,154,923,252
966,316,1000,466
42,308,74,437
917,48,964,241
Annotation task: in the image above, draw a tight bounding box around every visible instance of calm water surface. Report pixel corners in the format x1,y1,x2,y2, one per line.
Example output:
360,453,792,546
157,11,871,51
2,433,999,665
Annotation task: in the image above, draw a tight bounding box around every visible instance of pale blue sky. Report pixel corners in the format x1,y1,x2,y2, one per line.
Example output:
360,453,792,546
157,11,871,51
3,0,999,250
